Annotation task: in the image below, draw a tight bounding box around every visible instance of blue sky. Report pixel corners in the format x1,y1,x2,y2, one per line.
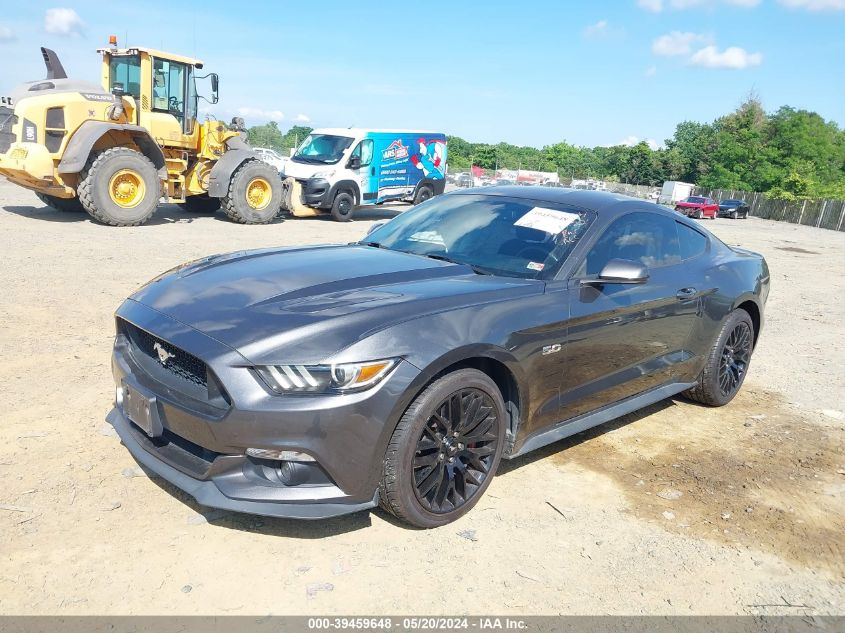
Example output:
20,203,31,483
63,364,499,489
1,1,843,148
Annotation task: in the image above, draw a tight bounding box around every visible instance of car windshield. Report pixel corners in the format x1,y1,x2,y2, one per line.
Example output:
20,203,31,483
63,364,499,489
722,199,742,205
292,134,354,165
685,196,706,203
363,194,595,280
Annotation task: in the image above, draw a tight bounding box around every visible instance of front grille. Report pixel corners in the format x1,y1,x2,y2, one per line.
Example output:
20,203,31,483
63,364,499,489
131,424,219,479
121,319,207,387
0,105,17,154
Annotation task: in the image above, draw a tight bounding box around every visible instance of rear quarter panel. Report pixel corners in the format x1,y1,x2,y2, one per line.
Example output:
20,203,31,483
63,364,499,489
681,242,769,378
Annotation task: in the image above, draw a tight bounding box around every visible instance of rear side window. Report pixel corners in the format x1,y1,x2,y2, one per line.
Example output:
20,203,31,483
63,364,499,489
677,222,708,259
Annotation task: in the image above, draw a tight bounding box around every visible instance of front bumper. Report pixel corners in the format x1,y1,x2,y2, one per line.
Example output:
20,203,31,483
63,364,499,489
108,299,421,519
299,177,331,208
107,407,379,519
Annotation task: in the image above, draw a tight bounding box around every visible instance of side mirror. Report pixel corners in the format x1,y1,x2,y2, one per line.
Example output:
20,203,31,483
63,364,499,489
210,73,219,103
366,221,385,235
583,259,649,285
347,156,361,170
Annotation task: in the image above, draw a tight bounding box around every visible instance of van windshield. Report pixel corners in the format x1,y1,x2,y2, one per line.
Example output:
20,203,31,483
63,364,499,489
292,134,354,165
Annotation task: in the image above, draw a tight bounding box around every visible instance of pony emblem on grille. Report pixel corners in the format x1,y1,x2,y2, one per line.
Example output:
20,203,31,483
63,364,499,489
153,341,176,365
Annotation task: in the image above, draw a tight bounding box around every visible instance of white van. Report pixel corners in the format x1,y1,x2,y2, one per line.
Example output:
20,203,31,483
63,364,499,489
280,128,447,221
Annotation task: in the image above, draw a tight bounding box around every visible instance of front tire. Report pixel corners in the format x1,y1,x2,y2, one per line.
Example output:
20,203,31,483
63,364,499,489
77,147,160,226
35,192,85,213
731,210,738,219
695,209,703,219
222,160,282,224
179,194,220,214
379,369,506,528
684,309,754,407
330,191,355,222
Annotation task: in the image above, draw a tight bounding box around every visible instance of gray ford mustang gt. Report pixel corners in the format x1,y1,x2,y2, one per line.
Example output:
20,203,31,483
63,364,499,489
108,187,769,528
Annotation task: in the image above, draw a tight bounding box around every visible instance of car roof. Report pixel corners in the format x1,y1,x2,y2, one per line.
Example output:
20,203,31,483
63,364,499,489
448,186,680,218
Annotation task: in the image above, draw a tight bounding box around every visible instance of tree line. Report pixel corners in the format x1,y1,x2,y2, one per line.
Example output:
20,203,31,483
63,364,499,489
247,99,845,200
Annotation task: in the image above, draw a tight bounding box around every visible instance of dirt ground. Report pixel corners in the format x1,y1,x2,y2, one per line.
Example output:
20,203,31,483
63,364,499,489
0,179,843,616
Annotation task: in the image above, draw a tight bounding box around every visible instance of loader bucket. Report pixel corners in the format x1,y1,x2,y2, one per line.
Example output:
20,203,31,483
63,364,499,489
281,177,321,217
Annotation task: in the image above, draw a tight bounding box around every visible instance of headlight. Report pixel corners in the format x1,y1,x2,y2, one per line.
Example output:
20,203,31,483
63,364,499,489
254,359,397,395
312,170,335,179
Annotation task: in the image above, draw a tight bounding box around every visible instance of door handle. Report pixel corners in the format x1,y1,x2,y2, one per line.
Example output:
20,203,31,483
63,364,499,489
371,167,375,176
676,287,697,300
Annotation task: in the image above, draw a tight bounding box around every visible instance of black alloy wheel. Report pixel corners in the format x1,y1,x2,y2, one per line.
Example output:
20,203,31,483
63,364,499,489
413,388,499,514
718,321,752,398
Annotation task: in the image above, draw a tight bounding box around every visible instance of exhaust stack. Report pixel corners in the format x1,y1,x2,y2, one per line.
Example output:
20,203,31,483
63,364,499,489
40,47,68,80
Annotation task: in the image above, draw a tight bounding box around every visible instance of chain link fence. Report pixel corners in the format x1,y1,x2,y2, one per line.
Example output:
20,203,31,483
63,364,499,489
695,188,845,232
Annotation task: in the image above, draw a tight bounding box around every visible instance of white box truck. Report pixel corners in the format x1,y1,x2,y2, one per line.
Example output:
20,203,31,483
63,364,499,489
658,181,695,206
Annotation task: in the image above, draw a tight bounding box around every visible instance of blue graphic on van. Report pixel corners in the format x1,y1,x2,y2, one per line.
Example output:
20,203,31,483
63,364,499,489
410,138,446,180
382,139,410,161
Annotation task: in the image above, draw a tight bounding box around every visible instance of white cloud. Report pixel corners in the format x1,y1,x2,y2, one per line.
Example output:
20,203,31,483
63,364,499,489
0,25,14,42
619,136,661,150
778,0,845,9
689,45,763,68
637,0,760,10
44,8,84,36
652,31,710,56
584,20,609,37
294,114,310,123
638,0,664,11
236,107,285,121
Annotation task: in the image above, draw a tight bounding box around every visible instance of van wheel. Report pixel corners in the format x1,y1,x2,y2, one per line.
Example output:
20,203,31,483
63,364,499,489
379,368,506,528
77,147,160,226
223,160,282,224
35,192,85,212
331,191,354,222
413,185,434,205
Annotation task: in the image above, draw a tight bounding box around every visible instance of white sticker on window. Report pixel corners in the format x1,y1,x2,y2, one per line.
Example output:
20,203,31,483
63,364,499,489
527,262,545,271
408,230,446,246
515,207,581,235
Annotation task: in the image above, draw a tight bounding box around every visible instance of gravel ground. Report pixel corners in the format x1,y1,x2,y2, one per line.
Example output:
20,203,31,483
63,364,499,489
0,179,843,616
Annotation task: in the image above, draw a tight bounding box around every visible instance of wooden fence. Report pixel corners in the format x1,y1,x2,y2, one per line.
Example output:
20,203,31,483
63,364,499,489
695,188,845,232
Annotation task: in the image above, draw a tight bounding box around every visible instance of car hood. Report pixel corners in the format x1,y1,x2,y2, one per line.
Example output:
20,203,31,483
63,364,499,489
676,201,703,207
130,244,542,363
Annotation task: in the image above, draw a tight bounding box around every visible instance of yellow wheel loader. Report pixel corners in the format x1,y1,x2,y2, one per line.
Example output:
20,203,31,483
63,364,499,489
0,38,283,226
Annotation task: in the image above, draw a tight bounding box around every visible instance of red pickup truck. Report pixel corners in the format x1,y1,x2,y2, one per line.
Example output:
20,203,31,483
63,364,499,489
675,196,718,220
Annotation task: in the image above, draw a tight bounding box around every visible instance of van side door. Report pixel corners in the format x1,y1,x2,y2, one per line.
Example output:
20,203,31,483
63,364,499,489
348,138,375,205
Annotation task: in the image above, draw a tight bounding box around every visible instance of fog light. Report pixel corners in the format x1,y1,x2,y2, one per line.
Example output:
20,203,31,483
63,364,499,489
245,448,316,462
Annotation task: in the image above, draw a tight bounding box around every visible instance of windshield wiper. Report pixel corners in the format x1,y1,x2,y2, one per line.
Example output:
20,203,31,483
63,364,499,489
357,240,388,249
423,253,492,275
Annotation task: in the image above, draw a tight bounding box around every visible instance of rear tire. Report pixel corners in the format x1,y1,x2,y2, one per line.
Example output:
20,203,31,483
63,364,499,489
413,184,434,205
684,308,754,407
330,191,355,222
179,194,220,214
379,368,506,528
35,192,85,213
222,160,282,224
77,147,160,226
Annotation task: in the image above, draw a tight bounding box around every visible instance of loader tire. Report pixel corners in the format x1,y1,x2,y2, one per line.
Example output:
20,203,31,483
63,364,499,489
222,160,282,224
179,194,220,214
35,192,85,213
77,148,160,226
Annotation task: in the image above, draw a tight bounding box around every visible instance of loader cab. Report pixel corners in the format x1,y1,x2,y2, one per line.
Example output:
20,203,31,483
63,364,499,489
100,45,211,148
